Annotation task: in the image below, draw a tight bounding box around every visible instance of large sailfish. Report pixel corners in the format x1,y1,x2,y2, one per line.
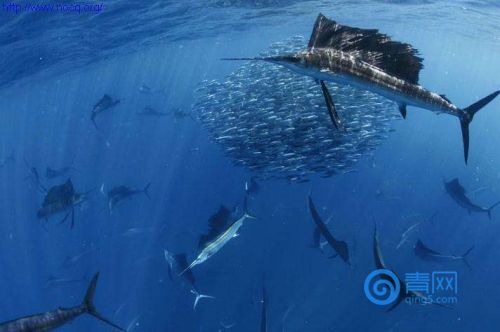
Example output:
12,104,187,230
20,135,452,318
224,13,499,163
0,273,124,331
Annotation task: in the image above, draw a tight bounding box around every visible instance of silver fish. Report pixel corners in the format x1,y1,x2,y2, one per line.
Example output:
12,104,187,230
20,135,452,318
0,273,124,331
225,14,499,163
181,211,255,274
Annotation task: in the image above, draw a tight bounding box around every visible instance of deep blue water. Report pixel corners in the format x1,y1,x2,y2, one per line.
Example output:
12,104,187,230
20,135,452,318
1,0,500,331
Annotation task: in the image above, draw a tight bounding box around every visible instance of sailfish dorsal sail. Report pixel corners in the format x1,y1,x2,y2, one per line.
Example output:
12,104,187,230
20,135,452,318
308,14,424,84
198,205,232,249
43,179,75,206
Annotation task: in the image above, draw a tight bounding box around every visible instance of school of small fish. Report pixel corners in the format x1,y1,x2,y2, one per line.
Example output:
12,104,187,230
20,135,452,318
193,36,399,181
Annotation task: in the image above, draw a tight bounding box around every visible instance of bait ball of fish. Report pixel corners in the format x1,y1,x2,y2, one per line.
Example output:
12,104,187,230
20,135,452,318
193,36,399,182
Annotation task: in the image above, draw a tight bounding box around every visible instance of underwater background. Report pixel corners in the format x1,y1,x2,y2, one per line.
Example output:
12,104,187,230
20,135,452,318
1,0,500,331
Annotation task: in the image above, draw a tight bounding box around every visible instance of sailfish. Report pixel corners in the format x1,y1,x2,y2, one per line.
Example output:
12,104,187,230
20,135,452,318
180,201,254,274
308,196,350,265
164,250,214,310
224,13,499,163
36,179,90,229
0,273,124,331
373,224,452,311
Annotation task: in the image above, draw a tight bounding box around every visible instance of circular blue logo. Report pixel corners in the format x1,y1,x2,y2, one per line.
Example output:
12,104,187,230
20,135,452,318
364,269,401,305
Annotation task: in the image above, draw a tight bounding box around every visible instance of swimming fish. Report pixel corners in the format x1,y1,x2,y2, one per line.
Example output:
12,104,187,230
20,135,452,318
125,315,141,332
45,275,87,289
225,13,499,163
37,179,89,228
0,273,124,331
164,250,214,309
373,224,431,311
307,196,350,265
396,222,421,250
62,245,97,268
119,227,155,237
91,94,121,129
181,203,254,274
196,36,399,181
164,249,176,281
106,183,151,213
444,178,500,219
414,239,474,270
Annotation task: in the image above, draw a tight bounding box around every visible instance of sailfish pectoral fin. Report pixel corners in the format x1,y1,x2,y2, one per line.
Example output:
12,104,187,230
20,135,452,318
319,81,345,131
460,118,470,164
398,104,407,119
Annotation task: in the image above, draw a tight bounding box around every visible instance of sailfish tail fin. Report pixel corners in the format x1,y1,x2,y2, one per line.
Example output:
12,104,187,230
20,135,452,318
487,201,500,220
83,273,125,331
460,90,500,163
191,289,215,310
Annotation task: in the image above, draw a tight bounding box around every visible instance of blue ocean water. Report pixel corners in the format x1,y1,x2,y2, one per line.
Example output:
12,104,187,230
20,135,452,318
0,0,500,331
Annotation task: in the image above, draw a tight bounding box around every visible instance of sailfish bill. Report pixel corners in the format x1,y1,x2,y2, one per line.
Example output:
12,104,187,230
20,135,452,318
224,14,500,163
